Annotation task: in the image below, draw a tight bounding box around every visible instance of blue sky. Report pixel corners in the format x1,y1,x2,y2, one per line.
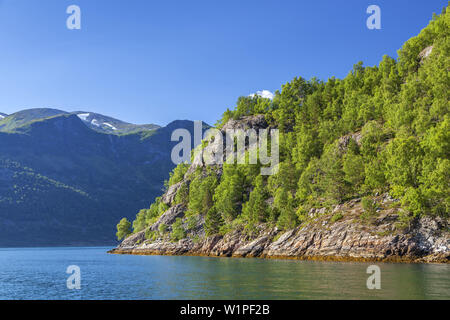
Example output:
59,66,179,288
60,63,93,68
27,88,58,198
0,0,446,126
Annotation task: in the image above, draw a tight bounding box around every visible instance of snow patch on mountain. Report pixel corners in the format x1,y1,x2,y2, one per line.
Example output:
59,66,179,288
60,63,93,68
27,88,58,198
77,113,90,121
103,122,117,130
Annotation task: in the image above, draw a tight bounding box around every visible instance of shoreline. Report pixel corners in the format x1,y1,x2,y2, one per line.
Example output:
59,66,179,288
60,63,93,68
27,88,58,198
107,248,450,264
113,196,449,266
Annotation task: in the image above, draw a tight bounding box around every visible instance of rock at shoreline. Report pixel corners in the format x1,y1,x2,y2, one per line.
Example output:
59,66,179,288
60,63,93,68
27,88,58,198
110,196,449,264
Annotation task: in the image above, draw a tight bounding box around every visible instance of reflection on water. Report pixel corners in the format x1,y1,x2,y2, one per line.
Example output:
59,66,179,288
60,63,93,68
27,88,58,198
0,247,448,299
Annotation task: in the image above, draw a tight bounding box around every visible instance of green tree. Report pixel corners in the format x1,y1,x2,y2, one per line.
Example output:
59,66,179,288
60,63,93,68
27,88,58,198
385,136,423,193
168,163,189,186
171,218,186,241
275,187,297,230
343,150,365,193
116,218,131,240
320,143,350,203
213,165,245,222
132,209,148,233
159,223,168,236
364,157,387,191
174,182,189,205
242,176,270,224
187,174,217,216
296,157,323,202
205,206,223,236
292,125,322,172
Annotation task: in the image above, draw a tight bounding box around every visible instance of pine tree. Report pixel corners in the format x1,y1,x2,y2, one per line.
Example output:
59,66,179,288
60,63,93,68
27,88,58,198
242,176,269,224
205,206,223,236
275,188,297,230
213,165,244,223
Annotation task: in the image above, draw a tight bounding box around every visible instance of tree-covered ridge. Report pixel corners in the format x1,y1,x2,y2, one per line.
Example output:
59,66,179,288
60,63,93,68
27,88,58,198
120,7,449,241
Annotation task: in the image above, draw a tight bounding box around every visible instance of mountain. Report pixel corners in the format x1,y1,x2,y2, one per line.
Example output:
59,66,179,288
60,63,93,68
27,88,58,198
112,7,449,263
73,111,160,134
0,108,68,131
0,109,208,246
0,108,160,135
0,112,7,119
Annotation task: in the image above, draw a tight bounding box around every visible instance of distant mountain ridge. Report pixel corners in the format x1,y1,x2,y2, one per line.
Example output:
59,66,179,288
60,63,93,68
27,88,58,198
0,108,160,135
73,111,160,134
0,108,208,246
0,108,68,131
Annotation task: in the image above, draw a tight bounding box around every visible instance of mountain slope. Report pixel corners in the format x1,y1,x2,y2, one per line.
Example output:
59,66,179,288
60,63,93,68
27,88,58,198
0,108,160,135
0,108,68,131
0,112,208,246
73,111,160,134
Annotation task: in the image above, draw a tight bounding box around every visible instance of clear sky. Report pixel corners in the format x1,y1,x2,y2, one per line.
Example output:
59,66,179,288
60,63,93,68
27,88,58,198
0,0,446,126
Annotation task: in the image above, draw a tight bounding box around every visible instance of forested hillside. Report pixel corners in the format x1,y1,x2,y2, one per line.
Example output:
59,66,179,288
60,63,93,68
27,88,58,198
120,7,449,243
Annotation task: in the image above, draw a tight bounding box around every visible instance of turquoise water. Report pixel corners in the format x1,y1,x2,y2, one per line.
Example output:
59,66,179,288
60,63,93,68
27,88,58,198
0,247,448,300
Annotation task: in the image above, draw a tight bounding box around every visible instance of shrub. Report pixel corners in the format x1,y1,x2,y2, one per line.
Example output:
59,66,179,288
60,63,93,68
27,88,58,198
145,229,156,241
330,213,343,223
158,223,168,236
186,215,199,231
361,197,378,221
171,218,186,241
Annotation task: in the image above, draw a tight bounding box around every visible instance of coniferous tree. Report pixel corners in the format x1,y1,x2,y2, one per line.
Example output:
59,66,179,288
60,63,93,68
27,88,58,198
214,165,244,223
242,176,270,224
205,206,223,236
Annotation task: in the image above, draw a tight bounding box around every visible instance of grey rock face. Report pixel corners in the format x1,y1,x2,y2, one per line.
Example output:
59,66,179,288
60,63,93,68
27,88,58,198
338,132,362,151
419,46,433,63
150,204,186,231
117,229,146,249
221,115,268,131
161,182,183,205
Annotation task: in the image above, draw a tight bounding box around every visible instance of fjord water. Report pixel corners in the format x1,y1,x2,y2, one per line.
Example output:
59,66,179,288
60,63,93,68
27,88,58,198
0,247,448,300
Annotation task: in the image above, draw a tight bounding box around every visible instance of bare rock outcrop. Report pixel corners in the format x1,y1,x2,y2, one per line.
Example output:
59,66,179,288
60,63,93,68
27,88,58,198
150,204,186,231
117,229,146,249
338,132,362,151
161,182,183,205
186,114,270,176
221,114,268,131
419,45,433,63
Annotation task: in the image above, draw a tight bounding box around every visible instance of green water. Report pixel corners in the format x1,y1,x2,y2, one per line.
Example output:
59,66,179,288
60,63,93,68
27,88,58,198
0,247,448,299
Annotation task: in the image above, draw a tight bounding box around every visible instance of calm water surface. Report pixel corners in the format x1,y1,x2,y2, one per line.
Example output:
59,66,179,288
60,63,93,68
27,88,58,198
0,247,448,300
